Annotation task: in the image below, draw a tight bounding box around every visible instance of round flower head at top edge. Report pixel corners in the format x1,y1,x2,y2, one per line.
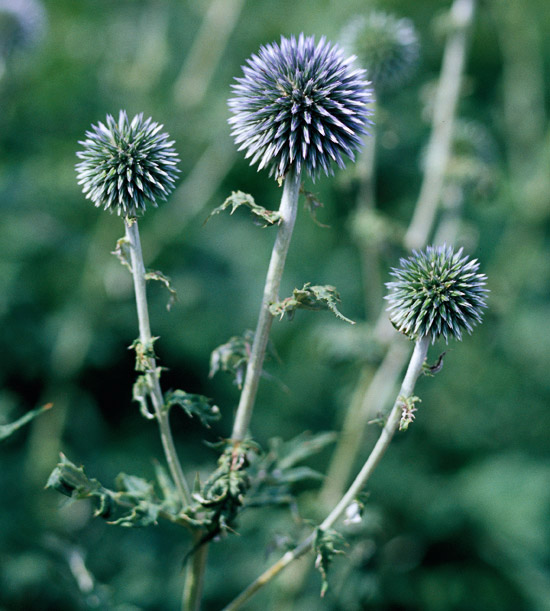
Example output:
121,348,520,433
385,244,488,344
340,11,419,93
75,111,180,217
228,33,374,181
0,0,47,59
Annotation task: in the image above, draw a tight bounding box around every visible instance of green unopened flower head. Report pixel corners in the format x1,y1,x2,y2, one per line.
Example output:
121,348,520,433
76,111,180,217
385,245,488,343
341,11,419,93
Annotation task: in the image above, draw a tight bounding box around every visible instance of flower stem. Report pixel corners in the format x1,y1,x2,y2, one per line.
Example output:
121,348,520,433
124,218,191,506
222,336,430,610
231,168,302,442
182,533,209,611
320,0,476,508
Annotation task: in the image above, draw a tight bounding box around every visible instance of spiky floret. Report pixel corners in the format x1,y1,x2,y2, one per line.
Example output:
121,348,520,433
228,33,373,181
75,111,180,217
0,0,46,59
340,11,419,93
385,245,488,343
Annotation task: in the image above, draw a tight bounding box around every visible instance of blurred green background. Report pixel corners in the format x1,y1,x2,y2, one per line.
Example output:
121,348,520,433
1,0,550,609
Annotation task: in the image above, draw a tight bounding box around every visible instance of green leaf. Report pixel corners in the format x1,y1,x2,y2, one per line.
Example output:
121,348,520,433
314,528,347,597
45,454,115,518
205,191,282,227
209,331,253,389
111,236,132,272
145,269,177,311
270,283,355,324
301,187,330,228
0,402,53,441
164,389,220,427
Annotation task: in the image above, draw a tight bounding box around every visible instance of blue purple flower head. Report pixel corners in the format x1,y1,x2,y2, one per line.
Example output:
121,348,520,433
228,33,374,181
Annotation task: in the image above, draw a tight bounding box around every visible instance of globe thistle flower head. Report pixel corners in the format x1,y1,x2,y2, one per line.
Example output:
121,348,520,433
76,111,180,217
228,33,374,181
0,0,46,60
341,11,419,93
385,245,488,343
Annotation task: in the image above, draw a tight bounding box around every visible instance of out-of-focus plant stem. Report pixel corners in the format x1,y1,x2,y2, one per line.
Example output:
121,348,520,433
124,218,191,506
404,0,476,250
222,336,430,611
356,100,382,319
173,0,245,109
320,0,476,508
231,168,302,442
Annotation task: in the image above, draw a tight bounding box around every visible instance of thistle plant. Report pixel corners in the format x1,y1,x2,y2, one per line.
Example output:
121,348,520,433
41,9,492,609
224,246,488,609
227,34,373,443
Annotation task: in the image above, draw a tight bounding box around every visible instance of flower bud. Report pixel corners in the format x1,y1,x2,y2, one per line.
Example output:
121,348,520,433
76,111,180,217
385,245,488,343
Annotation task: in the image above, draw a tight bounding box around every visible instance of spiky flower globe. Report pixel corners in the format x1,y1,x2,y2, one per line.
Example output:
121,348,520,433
76,111,180,217
341,11,419,93
0,0,46,60
385,245,488,343
228,33,373,181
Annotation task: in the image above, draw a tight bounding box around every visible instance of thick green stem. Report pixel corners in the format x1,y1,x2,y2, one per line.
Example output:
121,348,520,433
124,218,191,506
182,534,209,611
231,168,302,442
223,337,430,610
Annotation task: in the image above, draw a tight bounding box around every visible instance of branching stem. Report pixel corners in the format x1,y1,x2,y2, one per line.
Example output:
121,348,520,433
223,336,430,610
231,168,302,441
124,218,191,506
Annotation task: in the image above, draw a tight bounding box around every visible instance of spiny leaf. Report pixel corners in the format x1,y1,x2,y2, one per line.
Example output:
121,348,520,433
164,389,220,428
205,191,282,227
270,283,355,324
314,528,347,597
145,269,177,311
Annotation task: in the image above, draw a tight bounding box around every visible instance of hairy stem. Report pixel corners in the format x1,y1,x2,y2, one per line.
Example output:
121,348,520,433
231,168,302,442
223,336,430,610
124,218,191,506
